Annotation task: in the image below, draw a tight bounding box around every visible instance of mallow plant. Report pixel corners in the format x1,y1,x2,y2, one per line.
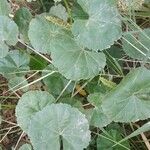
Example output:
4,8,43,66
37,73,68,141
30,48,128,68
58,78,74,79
0,0,150,149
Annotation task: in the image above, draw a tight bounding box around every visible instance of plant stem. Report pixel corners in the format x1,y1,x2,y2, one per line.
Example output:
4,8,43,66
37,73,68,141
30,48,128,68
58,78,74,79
63,0,72,23
1,104,16,109
134,124,150,150
39,0,46,12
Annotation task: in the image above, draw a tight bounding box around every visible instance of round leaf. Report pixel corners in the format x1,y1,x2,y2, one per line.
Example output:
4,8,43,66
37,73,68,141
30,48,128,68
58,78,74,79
28,15,69,54
0,50,30,75
28,103,91,150
0,16,18,45
102,67,150,122
72,0,122,51
16,90,55,132
51,37,106,81
28,15,106,80
14,7,32,42
0,0,10,16
49,4,68,21
0,16,19,58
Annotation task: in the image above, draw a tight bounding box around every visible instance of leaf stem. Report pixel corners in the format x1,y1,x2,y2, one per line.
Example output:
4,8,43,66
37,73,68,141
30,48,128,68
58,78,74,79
1,104,16,109
63,0,72,23
39,0,46,12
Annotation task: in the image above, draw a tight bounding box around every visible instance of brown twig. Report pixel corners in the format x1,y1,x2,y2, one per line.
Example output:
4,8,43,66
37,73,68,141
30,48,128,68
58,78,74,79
134,123,150,150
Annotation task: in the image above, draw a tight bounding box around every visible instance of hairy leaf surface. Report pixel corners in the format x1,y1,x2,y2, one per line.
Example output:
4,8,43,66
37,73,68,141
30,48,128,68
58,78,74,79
0,0,10,16
28,103,91,150
49,4,68,21
0,16,18,58
51,37,106,80
0,50,29,75
102,67,150,122
14,7,32,42
28,15,70,53
16,91,55,132
72,0,122,51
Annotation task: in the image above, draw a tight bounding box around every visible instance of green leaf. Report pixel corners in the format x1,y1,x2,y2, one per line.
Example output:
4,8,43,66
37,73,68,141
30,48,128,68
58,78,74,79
117,122,150,145
0,16,19,58
71,2,89,20
49,4,68,21
29,54,48,70
105,45,124,75
102,67,150,122
16,90,55,132
104,49,123,76
0,16,18,44
14,7,32,42
97,129,130,150
51,36,106,81
72,0,122,51
42,64,73,96
28,103,91,150
87,93,111,127
122,29,150,60
0,42,9,58
8,76,29,92
106,45,125,59
59,97,84,113
85,77,108,94
0,50,30,76
0,0,10,16
29,15,106,80
28,15,69,54
18,144,32,150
